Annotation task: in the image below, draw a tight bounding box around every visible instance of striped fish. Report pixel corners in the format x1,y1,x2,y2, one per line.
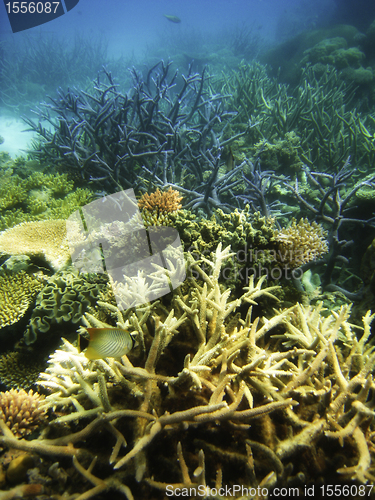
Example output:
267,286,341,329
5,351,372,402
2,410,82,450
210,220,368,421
84,328,135,360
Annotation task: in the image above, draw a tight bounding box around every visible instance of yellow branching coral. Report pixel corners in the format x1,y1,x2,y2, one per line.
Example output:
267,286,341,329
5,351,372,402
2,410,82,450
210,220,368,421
0,219,70,271
274,218,328,268
0,389,47,438
138,187,183,215
0,271,44,328
2,243,375,495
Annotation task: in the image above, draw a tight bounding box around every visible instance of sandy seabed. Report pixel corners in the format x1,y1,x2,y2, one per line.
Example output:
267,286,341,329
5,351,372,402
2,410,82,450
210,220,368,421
0,111,37,158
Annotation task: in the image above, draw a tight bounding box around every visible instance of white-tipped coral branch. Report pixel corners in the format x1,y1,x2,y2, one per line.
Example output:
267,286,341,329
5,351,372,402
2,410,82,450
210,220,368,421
0,243,371,497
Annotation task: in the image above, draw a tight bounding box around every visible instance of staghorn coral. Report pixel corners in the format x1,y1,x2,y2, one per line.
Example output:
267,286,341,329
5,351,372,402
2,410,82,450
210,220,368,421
0,220,70,271
0,389,47,438
0,352,43,390
0,243,371,498
274,218,328,269
0,271,44,329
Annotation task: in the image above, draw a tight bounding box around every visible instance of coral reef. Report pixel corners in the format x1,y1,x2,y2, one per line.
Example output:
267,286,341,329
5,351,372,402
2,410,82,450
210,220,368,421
0,271,44,329
1,46,375,500
138,187,182,215
0,244,369,498
0,163,94,231
0,352,43,390
0,220,70,271
0,389,47,438
25,272,109,346
274,218,329,269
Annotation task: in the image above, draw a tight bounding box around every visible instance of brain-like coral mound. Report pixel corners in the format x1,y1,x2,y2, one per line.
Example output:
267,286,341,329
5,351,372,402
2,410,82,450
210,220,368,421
0,271,44,329
0,352,42,390
274,218,329,268
0,389,47,437
25,272,108,345
0,219,70,271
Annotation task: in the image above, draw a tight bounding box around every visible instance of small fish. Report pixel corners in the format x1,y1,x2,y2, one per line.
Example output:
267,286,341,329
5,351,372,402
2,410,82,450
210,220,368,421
84,327,135,360
164,14,181,23
226,147,235,171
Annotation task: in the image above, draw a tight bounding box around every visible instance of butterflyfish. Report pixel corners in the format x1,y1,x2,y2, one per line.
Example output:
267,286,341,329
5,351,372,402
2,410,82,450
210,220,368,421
164,15,181,23
84,327,135,360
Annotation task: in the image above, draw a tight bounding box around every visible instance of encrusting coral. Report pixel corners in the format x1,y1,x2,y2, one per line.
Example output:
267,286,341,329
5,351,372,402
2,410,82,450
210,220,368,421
0,243,365,498
0,389,47,438
0,161,95,231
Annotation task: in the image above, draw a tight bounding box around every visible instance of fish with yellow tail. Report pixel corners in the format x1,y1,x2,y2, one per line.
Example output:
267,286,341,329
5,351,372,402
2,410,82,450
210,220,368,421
83,327,135,360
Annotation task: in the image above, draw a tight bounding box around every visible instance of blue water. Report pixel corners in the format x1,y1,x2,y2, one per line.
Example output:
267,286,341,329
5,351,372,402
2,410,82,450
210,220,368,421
0,0,342,61
0,0,373,156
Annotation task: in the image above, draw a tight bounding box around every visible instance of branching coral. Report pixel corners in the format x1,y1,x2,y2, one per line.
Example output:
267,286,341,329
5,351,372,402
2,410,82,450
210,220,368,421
0,244,372,498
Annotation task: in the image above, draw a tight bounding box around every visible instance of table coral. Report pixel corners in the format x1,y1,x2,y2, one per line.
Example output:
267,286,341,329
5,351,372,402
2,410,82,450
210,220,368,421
0,220,70,271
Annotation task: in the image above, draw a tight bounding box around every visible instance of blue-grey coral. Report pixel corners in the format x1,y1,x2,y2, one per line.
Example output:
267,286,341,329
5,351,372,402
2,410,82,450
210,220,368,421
24,63,240,193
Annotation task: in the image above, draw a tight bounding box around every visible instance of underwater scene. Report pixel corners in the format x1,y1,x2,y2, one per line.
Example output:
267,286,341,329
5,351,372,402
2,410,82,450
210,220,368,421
1,0,375,498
